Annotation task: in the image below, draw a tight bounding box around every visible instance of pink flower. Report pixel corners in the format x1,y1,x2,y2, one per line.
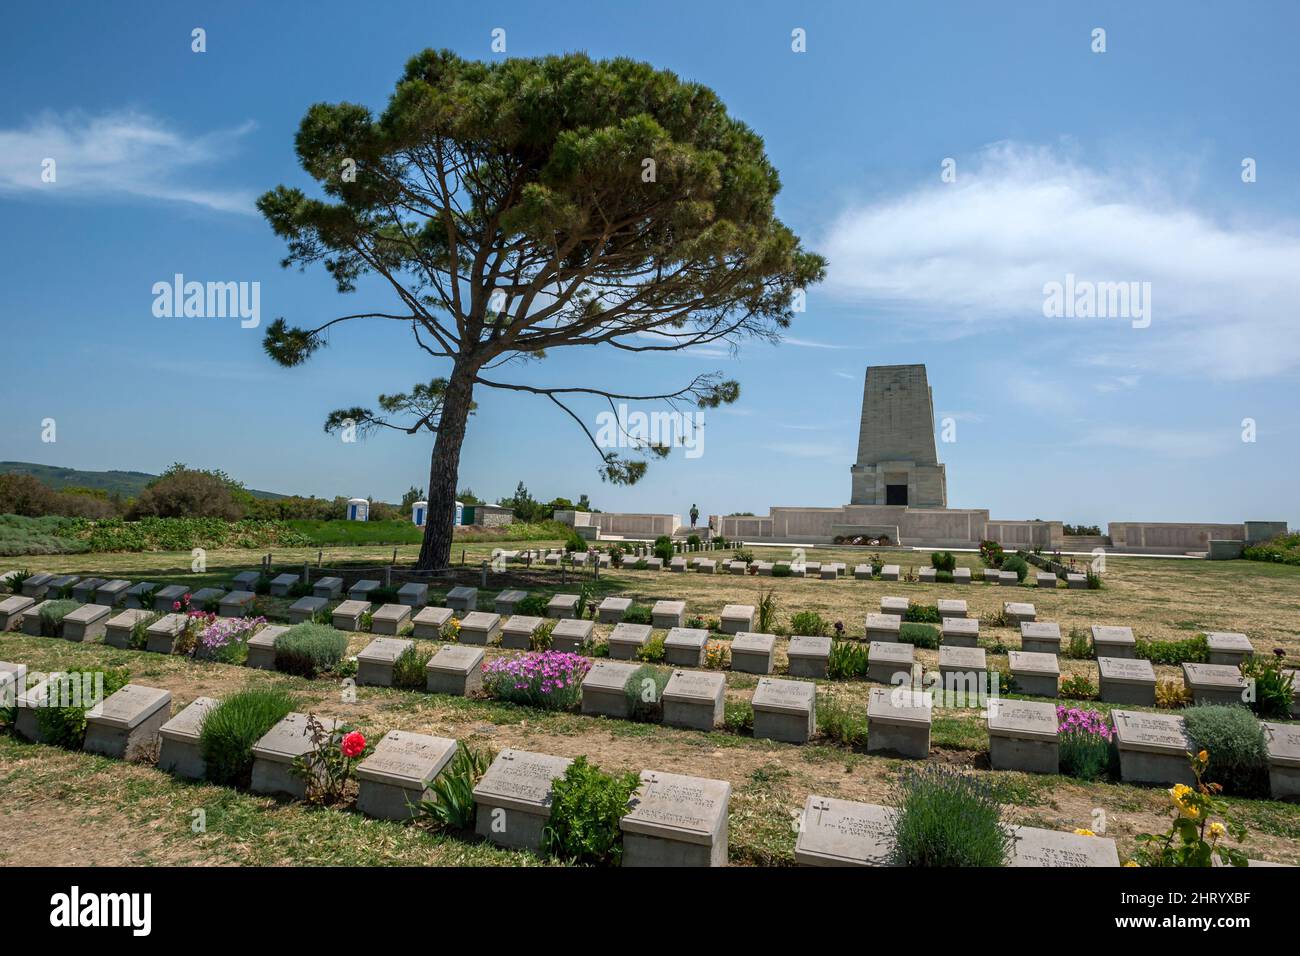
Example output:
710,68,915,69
341,731,366,759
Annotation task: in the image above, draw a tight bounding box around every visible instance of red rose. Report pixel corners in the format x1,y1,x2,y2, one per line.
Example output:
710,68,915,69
340,731,366,758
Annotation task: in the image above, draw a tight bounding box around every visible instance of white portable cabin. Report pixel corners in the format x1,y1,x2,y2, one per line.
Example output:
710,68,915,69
454,500,464,526
347,498,369,521
412,500,428,526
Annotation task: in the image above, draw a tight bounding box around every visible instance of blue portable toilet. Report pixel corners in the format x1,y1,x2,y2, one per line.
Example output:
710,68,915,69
412,500,427,526
454,500,464,526
347,498,369,521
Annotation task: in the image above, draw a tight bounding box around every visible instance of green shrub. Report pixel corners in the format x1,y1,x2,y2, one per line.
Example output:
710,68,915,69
621,603,653,625
1000,554,1029,582
274,623,349,677
564,532,587,553
368,586,401,605
816,693,868,745
1241,656,1295,719
37,599,81,637
1243,532,1300,566
756,588,777,633
724,698,753,733
635,635,666,663
771,564,793,578
978,539,1005,567
790,611,828,636
1136,633,1208,666
392,643,434,689
1059,674,1098,700
6,569,32,593
513,593,549,617
934,569,953,584
199,687,297,787
686,533,702,549
542,757,640,866
888,766,1013,867
652,535,674,563
930,551,956,572
419,743,494,831
623,664,670,721
34,667,131,749
1182,705,1270,797
898,622,939,649
827,640,870,680
903,602,940,624
1063,628,1093,660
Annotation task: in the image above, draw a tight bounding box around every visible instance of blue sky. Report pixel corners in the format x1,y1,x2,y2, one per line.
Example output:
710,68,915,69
2,0,1297,527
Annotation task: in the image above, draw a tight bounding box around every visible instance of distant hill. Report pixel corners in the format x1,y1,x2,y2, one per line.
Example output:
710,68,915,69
0,462,287,500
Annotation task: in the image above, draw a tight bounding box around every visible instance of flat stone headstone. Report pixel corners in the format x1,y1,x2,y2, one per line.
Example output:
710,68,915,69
152,584,189,613
446,586,478,613
999,570,1020,586
124,581,159,609
494,589,528,615
349,579,381,601
643,557,664,571
84,684,173,760
313,576,344,599
918,567,936,583
269,573,299,597
412,605,453,639
397,582,429,607
729,561,749,575
95,579,132,606
597,596,632,624
1264,721,1300,801
719,604,755,635
669,556,687,572
621,770,731,867
218,590,256,618
755,561,773,576
104,608,151,649
853,564,872,580
651,599,686,629
230,571,260,592
938,644,987,684
662,669,725,730
880,564,900,581
331,599,371,631
867,640,914,685
61,603,111,642
940,616,979,647
70,578,107,603
501,615,543,650
1019,621,1061,654
696,558,716,573
730,632,776,674
188,587,227,610
795,796,892,867
357,637,415,686
370,603,412,636
545,593,579,619
18,573,53,599
1097,656,1156,706
144,613,189,654
1066,573,1088,589
987,698,1059,773
866,687,932,759
250,712,342,799
953,567,972,584
1091,625,1135,659
1111,709,1195,786
664,627,709,667
1008,650,1060,698
458,611,501,645
356,730,458,820
1004,602,1036,624
788,634,832,678
1182,663,1247,706
937,599,967,619
157,696,220,779
14,675,59,742
581,659,639,719
1,660,28,707
551,618,595,653
865,613,901,642
289,595,329,624
245,624,290,670
426,645,484,696
1036,572,1058,590
880,596,908,615
46,574,79,594
0,595,35,631
1009,826,1120,867
473,748,573,851
752,677,816,744
20,599,53,636
607,622,652,660
1206,632,1254,666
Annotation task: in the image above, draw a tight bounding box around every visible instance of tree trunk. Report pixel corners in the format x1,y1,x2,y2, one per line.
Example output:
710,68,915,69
417,360,477,569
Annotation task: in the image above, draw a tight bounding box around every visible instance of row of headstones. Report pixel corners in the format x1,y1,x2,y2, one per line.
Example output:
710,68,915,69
0,658,1155,866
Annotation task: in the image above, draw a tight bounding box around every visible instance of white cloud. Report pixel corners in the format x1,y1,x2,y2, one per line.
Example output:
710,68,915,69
0,110,256,213
1093,374,1142,393
780,336,853,349
761,440,848,460
819,142,1300,379
1072,425,1232,459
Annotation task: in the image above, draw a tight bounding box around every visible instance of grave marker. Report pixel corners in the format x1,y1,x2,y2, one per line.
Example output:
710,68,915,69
356,730,458,821
751,677,816,744
426,645,484,695
730,632,776,675
83,684,173,760
987,698,1059,773
472,748,572,851
621,770,731,867
866,687,932,758
662,670,725,730
607,622,652,660
157,696,220,779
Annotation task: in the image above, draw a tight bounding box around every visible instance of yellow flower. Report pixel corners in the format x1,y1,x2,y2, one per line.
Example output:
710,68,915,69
1197,750,1209,763
1209,822,1226,840
1123,860,1140,867
1074,828,1096,837
1170,783,1201,819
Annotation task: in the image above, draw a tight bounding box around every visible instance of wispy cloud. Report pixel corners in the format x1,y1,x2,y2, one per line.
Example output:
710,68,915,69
761,440,848,460
780,336,854,350
1093,374,1142,394
0,110,257,213
1072,425,1232,459
819,142,1300,379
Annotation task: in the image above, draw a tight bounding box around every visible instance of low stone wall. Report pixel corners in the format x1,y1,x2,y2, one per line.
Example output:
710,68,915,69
1107,522,1245,554
554,510,680,538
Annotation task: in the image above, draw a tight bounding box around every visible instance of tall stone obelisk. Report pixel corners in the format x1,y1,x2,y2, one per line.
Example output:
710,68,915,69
849,364,947,508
